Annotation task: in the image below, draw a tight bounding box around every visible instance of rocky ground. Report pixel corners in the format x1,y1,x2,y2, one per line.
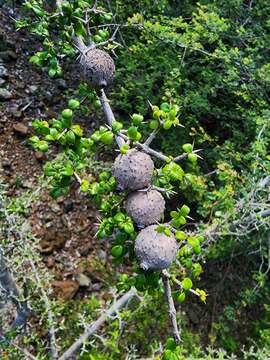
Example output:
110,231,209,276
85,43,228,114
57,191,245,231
0,5,115,302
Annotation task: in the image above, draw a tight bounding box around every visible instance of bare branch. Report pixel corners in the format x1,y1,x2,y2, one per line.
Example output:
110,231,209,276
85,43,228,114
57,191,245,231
144,128,160,147
98,89,125,148
161,271,181,343
58,287,138,360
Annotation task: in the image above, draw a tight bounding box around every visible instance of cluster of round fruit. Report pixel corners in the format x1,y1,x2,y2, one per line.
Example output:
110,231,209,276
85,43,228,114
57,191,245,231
112,149,179,271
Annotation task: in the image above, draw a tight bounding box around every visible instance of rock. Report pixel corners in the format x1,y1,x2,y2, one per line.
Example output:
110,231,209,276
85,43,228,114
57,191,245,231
34,151,45,161
79,243,91,256
63,199,74,213
10,107,22,118
0,50,17,61
39,219,71,254
52,280,79,300
97,250,107,263
0,78,5,86
21,180,32,189
50,204,61,213
56,78,67,89
46,257,55,268
2,160,12,170
0,65,7,78
13,123,28,136
76,273,91,287
92,283,102,292
0,88,12,100
28,85,38,94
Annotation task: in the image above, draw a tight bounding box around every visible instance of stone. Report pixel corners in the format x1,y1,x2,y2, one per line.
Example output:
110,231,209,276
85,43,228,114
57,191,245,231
34,151,45,161
13,123,28,136
0,50,17,61
0,78,5,86
92,283,102,292
76,273,91,287
97,249,107,263
0,65,7,78
28,85,38,94
56,78,67,89
46,257,55,268
63,199,74,213
0,88,12,100
2,160,12,170
10,107,22,118
52,280,79,300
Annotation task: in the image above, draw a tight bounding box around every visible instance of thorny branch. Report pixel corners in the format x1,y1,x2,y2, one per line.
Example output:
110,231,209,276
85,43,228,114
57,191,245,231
99,89,126,148
58,287,138,360
161,271,181,343
29,260,58,360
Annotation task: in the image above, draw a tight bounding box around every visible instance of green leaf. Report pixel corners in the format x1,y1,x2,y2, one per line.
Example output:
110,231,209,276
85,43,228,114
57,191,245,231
177,292,186,303
66,130,76,144
163,120,173,130
62,109,73,119
68,99,80,110
112,121,123,133
182,278,193,291
182,143,193,153
180,204,190,216
160,102,170,112
131,113,144,125
62,164,74,176
187,236,200,248
175,231,187,241
188,153,198,163
124,222,134,234
149,120,159,129
80,179,89,192
37,141,48,152
111,245,123,258
166,337,176,350
114,212,126,223
127,126,139,141
48,68,57,78
71,124,83,137
120,144,130,154
100,131,114,145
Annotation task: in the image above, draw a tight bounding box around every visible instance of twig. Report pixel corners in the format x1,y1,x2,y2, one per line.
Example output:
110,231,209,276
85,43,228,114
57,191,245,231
98,89,125,148
29,260,58,360
13,344,37,360
161,271,181,343
58,287,138,360
74,172,82,185
173,149,202,162
162,270,201,298
144,128,160,147
0,248,30,338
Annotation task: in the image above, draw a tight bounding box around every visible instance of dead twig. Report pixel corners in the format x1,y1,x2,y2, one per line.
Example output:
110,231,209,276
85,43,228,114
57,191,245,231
161,271,181,343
